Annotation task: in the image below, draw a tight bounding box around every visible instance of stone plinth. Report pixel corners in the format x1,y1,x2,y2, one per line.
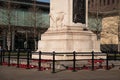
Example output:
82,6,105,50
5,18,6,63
32,53,106,60
37,26,100,52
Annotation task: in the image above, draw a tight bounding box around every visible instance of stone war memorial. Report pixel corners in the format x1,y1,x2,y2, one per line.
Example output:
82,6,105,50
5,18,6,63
32,0,103,60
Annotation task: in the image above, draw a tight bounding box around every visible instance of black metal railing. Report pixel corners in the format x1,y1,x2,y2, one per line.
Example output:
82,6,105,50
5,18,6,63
0,49,120,73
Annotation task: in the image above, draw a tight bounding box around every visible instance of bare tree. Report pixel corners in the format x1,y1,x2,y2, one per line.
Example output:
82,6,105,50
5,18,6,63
0,0,19,51
33,0,37,50
88,16,102,40
25,0,48,50
0,0,13,51
88,0,102,40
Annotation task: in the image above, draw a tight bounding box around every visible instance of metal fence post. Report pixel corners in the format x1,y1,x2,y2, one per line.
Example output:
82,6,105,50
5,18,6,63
8,50,11,66
114,52,117,61
2,50,5,63
38,51,42,71
26,49,30,69
17,49,20,68
0,50,2,65
91,51,94,71
52,51,55,73
106,53,109,70
73,51,76,72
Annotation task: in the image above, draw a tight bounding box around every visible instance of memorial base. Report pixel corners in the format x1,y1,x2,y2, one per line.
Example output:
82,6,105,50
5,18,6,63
36,26,100,52
32,26,102,68
32,53,106,60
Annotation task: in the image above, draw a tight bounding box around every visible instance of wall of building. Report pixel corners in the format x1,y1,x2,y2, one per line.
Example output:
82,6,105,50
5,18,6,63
0,8,49,28
101,16,118,44
89,0,119,12
0,1,50,51
100,16,119,52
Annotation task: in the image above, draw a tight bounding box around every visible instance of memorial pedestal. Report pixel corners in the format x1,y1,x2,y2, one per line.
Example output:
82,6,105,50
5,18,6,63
32,0,102,60
36,26,100,52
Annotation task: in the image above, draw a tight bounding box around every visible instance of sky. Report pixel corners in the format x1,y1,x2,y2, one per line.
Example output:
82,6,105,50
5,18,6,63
37,0,50,3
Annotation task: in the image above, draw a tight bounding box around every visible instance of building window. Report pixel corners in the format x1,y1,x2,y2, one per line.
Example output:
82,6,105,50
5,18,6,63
117,0,119,5
107,0,110,5
91,0,94,7
112,0,115,4
92,0,94,3
88,0,90,8
100,0,102,6
103,0,106,5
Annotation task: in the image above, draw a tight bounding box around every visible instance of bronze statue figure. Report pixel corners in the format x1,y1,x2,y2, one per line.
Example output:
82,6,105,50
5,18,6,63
73,0,86,24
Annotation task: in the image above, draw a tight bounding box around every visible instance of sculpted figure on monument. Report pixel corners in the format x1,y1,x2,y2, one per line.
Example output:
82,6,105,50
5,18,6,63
49,8,65,28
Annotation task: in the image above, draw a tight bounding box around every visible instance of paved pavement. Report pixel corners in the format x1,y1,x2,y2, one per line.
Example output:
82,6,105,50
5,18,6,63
0,66,120,80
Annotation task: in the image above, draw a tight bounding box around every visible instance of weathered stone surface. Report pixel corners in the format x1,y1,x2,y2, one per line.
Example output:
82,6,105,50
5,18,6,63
37,26,100,52
101,16,119,44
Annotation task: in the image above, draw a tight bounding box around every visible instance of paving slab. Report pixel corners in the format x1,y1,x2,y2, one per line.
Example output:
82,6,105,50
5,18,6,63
0,66,120,80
